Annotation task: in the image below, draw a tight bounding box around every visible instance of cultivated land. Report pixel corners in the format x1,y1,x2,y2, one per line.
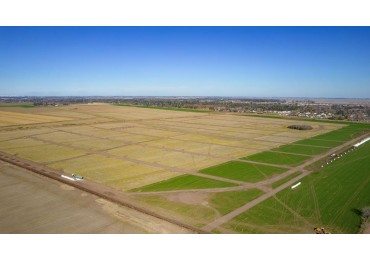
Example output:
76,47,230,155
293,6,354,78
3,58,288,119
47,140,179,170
221,141,370,234
0,103,368,233
0,161,191,234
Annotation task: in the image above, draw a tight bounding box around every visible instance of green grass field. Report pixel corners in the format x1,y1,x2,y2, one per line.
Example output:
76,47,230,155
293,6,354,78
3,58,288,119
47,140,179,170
271,172,301,189
209,189,265,215
138,195,217,227
292,124,370,149
293,138,343,148
222,197,311,234
272,144,329,156
242,151,310,166
199,161,286,183
224,141,370,234
131,174,237,192
311,125,370,142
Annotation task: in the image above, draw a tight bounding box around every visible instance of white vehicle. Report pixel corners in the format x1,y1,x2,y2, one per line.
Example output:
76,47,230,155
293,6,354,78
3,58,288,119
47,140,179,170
72,173,84,180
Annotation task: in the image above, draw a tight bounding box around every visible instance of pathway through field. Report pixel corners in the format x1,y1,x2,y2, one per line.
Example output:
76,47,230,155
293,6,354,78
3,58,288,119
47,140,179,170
202,133,370,232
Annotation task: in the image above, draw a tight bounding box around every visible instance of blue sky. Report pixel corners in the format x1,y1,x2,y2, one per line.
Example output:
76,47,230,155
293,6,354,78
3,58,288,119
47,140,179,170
0,27,369,98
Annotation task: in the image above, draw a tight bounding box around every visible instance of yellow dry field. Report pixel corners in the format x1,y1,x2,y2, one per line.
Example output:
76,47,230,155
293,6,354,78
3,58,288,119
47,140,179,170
108,145,224,171
0,111,71,126
0,128,55,142
0,104,345,191
34,131,121,151
48,154,182,191
0,138,86,163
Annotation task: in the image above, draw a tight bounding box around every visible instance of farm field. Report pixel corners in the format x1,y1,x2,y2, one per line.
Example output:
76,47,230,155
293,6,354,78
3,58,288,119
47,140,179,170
1,103,369,233
0,104,344,192
0,110,71,126
221,140,370,234
199,161,287,183
132,174,237,192
272,144,330,155
0,161,189,234
135,188,265,227
242,151,311,166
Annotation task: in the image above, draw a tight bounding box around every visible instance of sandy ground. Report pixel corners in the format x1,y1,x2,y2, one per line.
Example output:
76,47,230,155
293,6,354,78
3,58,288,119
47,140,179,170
0,161,192,234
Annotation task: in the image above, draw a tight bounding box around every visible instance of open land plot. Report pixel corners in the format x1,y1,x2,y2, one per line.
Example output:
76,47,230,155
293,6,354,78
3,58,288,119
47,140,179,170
108,144,226,171
0,161,191,234
311,126,369,142
6,144,86,164
134,188,265,228
35,131,122,151
253,134,302,144
133,138,259,158
0,138,86,163
135,194,218,227
54,125,128,138
55,125,158,143
0,110,71,126
0,127,55,141
275,141,370,233
106,132,160,143
0,104,346,193
74,104,210,121
199,161,287,183
293,125,370,147
242,151,311,166
132,174,237,192
222,140,370,234
221,197,313,234
272,144,330,156
48,154,184,191
0,138,50,150
209,189,265,215
293,138,344,147
1,104,360,234
118,126,184,138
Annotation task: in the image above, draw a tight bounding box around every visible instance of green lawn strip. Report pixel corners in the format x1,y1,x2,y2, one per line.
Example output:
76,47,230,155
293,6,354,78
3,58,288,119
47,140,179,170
199,161,286,183
138,195,217,227
313,130,360,142
242,151,310,166
272,144,330,156
113,103,210,113
294,138,344,148
304,143,356,171
310,125,370,142
274,141,370,233
293,125,370,148
131,174,237,192
271,172,301,189
222,197,310,234
209,189,265,215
